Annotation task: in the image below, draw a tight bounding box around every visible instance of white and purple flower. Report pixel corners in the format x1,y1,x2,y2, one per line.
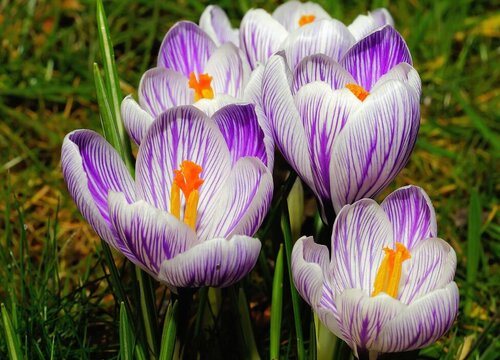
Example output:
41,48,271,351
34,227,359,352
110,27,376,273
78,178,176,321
262,25,421,221
121,21,251,144
62,105,273,289
200,5,239,46
240,1,393,69
292,186,459,358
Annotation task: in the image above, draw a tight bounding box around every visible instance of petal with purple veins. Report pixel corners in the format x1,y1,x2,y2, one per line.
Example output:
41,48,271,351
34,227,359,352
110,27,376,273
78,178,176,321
399,238,457,304
121,95,154,145
282,19,355,71
135,106,231,226
294,83,360,212
158,21,216,77
212,103,267,165
108,191,199,276
381,185,437,250
375,282,459,353
292,54,355,93
262,54,315,193
372,62,422,97
291,236,330,307
240,9,289,69
61,130,136,258
199,5,239,46
204,43,251,99
199,157,273,240
330,199,393,295
159,235,261,288
340,25,412,91
329,80,420,213
138,67,193,117
336,289,405,355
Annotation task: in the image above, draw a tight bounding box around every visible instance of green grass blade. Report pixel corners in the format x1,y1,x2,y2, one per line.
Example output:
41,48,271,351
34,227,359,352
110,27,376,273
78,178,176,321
238,288,260,360
159,301,178,360
281,204,305,360
135,266,159,358
95,0,131,156
1,303,23,360
270,244,284,360
119,302,134,360
465,188,482,315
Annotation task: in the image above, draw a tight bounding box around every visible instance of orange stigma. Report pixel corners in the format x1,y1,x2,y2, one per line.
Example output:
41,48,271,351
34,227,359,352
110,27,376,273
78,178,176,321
170,160,204,230
372,243,411,298
299,14,316,27
346,83,370,101
188,72,214,101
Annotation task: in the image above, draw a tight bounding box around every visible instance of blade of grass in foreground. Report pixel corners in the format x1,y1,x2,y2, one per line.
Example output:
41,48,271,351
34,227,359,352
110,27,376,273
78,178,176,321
95,1,160,357
159,301,179,360
1,303,23,360
270,244,284,360
120,302,135,360
281,204,305,360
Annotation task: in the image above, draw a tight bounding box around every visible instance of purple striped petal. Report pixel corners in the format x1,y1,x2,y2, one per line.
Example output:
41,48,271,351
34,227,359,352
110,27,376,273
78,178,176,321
199,5,239,46
135,106,231,233
199,157,273,240
61,130,136,258
372,62,422,97
108,192,199,276
375,282,459,352
294,83,360,215
381,186,437,251
262,54,315,193
399,238,457,304
158,235,261,288
330,199,393,295
337,289,405,355
240,9,289,69
348,8,394,41
282,19,355,71
272,0,331,32
243,64,275,169
291,236,330,307
158,21,216,77
204,43,251,99
292,54,355,93
138,67,192,117
121,95,154,145
329,80,420,213
340,25,412,91
212,103,267,165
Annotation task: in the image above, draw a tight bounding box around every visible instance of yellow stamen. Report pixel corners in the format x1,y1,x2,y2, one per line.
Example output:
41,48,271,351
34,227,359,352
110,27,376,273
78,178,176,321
299,14,316,27
184,190,199,230
346,83,370,101
170,160,204,229
170,182,181,219
372,243,411,298
188,72,214,101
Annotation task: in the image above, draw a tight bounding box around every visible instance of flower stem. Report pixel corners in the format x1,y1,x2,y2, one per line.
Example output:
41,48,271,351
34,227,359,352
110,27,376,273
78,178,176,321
281,204,305,360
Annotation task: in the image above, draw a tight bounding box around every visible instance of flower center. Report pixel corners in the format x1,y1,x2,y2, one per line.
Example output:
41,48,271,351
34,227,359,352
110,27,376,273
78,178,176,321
372,243,411,298
346,83,369,101
170,160,204,230
188,72,214,101
298,14,316,27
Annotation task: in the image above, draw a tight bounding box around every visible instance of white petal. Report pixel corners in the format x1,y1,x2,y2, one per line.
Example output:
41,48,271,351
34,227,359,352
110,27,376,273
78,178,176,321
121,95,154,145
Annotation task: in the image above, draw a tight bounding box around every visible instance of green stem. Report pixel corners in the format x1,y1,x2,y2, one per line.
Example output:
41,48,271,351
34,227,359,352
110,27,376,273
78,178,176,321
136,267,159,358
281,204,305,360
270,244,284,360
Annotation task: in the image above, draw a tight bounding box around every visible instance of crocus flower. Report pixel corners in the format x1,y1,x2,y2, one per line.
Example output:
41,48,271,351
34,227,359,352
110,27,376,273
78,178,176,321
292,186,459,358
200,5,239,46
240,1,393,69
262,25,421,221
121,21,251,144
62,105,273,289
